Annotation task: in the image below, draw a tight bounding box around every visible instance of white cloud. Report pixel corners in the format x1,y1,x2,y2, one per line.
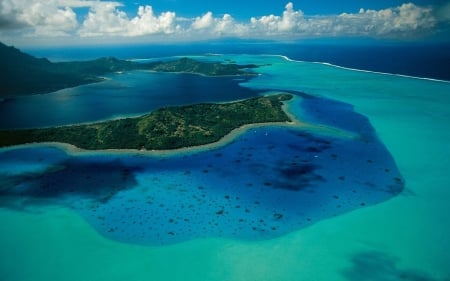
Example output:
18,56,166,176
338,3,436,36
248,2,436,38
189,12,247,37
0,0,178,37
249,2,305,34
78,2,128,36
0,0,80,35
0,1,444,42
79,4,179,37
216,14,247,35
192,12,214,30
279,2,303,31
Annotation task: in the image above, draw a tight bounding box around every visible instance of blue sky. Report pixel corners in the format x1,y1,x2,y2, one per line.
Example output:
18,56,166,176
131,0,446,18
0,0,449,46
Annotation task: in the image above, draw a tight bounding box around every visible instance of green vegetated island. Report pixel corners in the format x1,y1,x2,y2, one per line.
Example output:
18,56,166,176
0,94,292,150
0,41,258,97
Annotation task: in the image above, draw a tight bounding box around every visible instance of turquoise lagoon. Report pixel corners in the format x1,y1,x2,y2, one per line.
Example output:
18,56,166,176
0,55,449,280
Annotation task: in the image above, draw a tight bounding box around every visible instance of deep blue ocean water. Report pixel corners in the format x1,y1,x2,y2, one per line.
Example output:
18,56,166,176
24,41,450,81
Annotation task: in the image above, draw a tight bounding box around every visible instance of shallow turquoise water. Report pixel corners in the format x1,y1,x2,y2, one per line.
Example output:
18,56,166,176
0,54,449,280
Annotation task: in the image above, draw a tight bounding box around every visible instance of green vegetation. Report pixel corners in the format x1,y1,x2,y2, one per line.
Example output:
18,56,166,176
0,94,292,150
0,42,258,96
146,57,258,76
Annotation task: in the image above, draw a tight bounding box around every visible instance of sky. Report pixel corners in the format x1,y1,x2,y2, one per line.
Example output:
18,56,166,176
0,0,449,46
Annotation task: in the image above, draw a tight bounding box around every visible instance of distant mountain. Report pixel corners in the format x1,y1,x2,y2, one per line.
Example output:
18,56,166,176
0,42,138,96
0,42,258,97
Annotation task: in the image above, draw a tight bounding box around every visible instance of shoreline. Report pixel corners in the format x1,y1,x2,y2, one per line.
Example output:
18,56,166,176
265,54,450,84
0,122,297,158
1,78,106,100
0,90,268,131
134,53,450,83
137,69,258,78
2,56,258,99
0,95,357,157
2,70,256,101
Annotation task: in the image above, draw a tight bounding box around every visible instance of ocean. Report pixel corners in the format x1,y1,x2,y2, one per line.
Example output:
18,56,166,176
24,41,450,81
0,45,449,280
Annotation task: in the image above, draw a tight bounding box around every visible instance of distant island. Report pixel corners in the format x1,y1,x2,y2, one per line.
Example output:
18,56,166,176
0,42,258,97
0,94,292,150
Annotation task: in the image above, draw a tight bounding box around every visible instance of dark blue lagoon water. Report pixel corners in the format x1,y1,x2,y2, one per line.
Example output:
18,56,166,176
0,71,259,129
0,88,404,245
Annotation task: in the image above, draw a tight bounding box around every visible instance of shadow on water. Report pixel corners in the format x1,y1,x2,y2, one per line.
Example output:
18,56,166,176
342,251,442,281
0,158,140,210
275,163,326,191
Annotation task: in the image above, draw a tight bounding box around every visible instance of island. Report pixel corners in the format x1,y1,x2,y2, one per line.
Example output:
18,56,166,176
0,94,293,150
0,42,258,97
